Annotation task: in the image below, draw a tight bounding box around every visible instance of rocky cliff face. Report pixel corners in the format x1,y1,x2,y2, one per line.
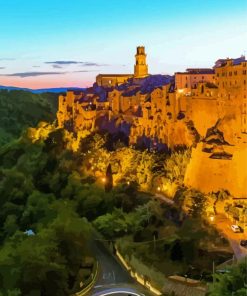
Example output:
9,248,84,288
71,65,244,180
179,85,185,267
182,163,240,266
56,74,247,197
184,119,247,198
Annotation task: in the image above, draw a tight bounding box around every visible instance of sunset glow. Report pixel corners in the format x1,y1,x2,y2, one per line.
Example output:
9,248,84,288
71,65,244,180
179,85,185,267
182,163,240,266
0,0,246,89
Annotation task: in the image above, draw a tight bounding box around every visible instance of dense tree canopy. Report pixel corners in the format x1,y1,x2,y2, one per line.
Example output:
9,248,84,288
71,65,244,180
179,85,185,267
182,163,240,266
0,90,57,146
208,261,247,296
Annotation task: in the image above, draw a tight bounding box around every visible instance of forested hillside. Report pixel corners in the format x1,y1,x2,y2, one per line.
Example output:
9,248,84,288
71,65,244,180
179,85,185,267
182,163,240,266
0,90,58,146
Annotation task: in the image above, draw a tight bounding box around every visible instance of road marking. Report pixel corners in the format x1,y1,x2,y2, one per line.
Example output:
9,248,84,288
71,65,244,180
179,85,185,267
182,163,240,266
94,291,144,296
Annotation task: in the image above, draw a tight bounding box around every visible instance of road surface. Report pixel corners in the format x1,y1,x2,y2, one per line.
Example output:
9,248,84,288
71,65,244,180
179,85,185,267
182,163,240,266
155,193,174,205
87,237,152,296
215,214,247,261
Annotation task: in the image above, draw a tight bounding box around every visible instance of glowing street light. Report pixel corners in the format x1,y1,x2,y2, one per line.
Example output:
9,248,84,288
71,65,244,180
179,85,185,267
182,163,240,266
127,181,130,185
209,215,215,222
102,177,106,183
157,186,161,192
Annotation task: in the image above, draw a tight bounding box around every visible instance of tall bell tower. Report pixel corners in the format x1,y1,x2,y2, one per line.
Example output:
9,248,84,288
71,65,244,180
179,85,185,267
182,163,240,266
134,46,148,78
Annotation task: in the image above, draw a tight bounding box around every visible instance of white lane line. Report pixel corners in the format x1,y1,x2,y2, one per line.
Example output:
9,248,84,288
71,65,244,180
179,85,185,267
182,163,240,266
95,291,144,296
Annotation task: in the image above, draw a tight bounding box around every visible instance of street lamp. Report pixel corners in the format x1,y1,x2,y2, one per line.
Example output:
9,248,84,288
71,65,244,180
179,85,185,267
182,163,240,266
209,215,215,222
157,186,161,192
102,177,106,183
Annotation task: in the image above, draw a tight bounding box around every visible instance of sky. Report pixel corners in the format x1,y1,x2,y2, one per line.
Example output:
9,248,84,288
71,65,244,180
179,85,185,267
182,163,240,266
0,0,246,89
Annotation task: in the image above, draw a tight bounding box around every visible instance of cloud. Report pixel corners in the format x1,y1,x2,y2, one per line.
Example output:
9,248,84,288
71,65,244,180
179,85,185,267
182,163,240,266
45,61,82,65
45,61,109,67
73,70,97,73
81,62,109,67
52,64,63,69
32,65,40,68
0,67,5,69
0,71,67,78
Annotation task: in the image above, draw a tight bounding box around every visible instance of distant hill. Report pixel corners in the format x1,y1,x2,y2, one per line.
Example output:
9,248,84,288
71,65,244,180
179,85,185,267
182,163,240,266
0,85,85,94
0,89,59,146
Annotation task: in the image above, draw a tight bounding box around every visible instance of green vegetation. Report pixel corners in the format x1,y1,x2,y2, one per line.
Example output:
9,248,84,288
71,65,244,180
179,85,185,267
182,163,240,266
208,261,247,295
0,131,94,295
0,90,57,146
0,93,244,295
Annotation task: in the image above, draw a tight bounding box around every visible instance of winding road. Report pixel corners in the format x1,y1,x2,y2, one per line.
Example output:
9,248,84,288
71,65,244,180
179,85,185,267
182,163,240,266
87,237,153,296
215,214,247,261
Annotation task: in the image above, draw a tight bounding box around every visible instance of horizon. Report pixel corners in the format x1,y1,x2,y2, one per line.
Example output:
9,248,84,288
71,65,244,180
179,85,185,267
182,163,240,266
0,0,247,88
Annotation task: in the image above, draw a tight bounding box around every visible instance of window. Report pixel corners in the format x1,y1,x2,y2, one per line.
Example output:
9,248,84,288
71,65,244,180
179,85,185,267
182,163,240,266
243,70,247,75
229,71,232,76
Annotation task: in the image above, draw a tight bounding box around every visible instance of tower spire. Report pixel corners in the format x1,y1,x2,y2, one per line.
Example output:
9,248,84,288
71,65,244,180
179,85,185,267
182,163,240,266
134,46,148,78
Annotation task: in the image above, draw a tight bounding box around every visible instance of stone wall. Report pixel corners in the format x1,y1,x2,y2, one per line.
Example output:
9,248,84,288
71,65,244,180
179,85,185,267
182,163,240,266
184,142,247,198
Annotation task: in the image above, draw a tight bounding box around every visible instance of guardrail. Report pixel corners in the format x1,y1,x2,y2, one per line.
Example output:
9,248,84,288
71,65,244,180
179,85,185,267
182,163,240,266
115,247,162,295
73,261,99,296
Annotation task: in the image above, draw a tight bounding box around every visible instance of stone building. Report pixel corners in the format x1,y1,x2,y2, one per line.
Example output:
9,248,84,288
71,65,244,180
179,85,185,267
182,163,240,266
184,56,247,197
96,46,149,87
57,49,247,197
175,68,215,90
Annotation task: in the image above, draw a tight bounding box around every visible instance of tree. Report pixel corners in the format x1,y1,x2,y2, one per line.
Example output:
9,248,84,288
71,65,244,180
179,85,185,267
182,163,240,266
170,240,183,261
3,215,18,237
20,190,56,230
208,261,247,295
164,149,191,185
0,200,92,296
212,190,230,214
93,208,128,238
105,164,113,192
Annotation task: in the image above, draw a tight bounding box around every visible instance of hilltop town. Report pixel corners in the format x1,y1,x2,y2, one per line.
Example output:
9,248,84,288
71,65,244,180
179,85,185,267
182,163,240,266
57,46,247,198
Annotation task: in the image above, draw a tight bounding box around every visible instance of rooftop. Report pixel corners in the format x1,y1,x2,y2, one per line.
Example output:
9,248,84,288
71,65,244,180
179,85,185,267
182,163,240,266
214,55,246,68
96,74,133,77
176,68,215,75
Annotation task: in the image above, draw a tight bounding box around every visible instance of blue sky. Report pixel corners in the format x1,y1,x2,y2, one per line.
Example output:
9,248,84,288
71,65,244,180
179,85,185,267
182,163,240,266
0,0,246,88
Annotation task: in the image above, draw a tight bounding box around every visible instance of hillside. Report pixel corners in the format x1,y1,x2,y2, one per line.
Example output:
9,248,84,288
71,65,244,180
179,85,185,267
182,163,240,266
0,85,85,94
0,90,58,146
